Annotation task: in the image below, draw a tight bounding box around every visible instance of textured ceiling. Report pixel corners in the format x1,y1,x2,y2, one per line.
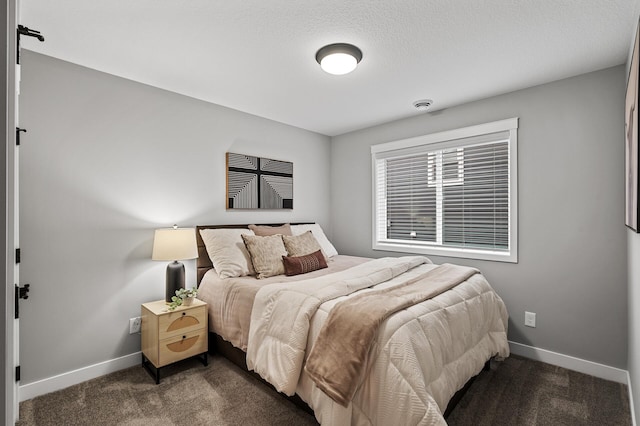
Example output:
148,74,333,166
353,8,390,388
19,0,640,136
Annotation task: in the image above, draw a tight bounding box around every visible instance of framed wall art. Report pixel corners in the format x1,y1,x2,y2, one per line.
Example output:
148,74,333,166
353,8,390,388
626,20,639,232
226,152,293,209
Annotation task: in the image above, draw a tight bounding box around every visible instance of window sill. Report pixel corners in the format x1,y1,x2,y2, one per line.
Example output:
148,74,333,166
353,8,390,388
373,241,517,263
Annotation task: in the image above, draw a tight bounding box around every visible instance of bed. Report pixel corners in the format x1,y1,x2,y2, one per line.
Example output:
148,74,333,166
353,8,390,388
195,223,509,425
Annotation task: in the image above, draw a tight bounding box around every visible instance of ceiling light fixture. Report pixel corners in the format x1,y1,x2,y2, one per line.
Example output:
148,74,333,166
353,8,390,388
315,43,363,75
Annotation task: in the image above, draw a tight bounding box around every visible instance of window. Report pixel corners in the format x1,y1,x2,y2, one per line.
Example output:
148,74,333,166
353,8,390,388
372,118,518,262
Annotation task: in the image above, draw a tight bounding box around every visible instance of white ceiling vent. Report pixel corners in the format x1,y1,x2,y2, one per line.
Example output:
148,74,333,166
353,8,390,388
413,99,433,111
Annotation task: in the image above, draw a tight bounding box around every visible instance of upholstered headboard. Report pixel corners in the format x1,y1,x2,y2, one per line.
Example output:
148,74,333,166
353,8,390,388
195,223,313,285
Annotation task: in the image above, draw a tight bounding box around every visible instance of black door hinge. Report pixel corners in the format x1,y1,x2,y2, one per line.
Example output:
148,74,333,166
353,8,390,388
15,284,30,319
17,25,44,64
15,366,20,382
16,128,26,146
16,248,20,264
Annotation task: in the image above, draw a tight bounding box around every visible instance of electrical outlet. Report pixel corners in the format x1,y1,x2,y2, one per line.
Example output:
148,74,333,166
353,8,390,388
129,317,141,334
524,311,536,328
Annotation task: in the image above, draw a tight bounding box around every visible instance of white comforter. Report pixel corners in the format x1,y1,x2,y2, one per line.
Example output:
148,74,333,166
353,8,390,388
247,256,509,425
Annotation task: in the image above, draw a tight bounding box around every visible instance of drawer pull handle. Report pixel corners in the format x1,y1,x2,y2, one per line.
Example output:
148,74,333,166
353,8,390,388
182,335,186,339
182,312,186,316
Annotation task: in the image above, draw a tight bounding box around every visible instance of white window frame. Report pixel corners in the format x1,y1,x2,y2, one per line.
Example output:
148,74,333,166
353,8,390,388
371,118,518,263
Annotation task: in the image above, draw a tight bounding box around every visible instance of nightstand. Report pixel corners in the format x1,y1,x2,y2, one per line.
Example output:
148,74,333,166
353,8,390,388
141,299,208,384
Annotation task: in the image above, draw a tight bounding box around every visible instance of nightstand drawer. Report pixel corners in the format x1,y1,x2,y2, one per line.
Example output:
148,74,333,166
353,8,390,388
158,329,207,366
158,305,206,340
141,299,209,383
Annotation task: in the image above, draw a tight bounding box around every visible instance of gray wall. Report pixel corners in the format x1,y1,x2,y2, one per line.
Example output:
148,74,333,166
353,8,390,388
17,47,633,395
331,66,628,369
18,51,331,384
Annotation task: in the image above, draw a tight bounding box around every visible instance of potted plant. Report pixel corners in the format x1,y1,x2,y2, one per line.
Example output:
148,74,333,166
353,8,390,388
167,287,198,311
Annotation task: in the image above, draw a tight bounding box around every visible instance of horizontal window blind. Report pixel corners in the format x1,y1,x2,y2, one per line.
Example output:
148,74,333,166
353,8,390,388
372,119,517,262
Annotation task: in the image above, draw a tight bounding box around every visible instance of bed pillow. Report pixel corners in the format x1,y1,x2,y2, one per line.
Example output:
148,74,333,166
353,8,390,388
249,223,292,236
199,228,255,279
282,231,324,258
241,234,288,279
282,250,328,276
290,223,338,258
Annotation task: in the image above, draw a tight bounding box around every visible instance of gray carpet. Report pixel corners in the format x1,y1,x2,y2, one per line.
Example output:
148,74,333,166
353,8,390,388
447,355,631,426
17,354,631,425
17,356,317,426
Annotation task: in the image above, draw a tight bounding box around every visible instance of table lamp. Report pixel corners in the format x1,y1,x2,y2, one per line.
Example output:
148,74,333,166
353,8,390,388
152,225,198,303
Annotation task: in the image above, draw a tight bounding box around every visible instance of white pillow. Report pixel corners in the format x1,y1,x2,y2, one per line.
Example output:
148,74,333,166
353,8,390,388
290,223,338,258
199,228,255,278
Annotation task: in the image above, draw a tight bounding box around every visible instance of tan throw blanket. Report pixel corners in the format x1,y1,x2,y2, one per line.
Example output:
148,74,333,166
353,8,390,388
303,263,479,407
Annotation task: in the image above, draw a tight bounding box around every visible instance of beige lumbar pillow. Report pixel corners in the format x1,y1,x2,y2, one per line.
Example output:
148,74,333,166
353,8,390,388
249,223,292,236
242,234,288,279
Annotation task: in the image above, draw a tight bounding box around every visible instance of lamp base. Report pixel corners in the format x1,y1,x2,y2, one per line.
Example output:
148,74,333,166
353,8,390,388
166,261,185,303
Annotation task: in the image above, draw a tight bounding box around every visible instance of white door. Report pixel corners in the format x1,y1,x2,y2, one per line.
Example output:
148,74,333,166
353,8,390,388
13,0,20,419
5,0,20,422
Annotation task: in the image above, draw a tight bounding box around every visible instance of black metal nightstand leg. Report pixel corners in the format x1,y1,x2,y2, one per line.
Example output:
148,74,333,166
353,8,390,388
141,351,207,384
142,353,161,384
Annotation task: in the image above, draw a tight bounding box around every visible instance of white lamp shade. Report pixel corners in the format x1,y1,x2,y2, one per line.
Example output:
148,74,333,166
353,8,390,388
152,227,198,261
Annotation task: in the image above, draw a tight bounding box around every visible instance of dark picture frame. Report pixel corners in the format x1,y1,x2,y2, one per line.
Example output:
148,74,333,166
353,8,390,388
226,152,293,209
626,20,640,232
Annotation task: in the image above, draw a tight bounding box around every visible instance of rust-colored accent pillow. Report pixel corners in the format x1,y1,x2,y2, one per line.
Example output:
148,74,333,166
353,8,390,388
282,250,328,276
249,223,292,236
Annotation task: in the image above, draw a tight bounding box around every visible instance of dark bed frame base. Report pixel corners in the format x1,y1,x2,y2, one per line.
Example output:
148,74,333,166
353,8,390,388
210,333,314,415
443,360,490,418
208,332,488,420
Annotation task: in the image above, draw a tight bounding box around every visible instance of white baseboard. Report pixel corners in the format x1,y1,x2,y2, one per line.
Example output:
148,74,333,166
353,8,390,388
508,341,627,384
19,352,141,402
